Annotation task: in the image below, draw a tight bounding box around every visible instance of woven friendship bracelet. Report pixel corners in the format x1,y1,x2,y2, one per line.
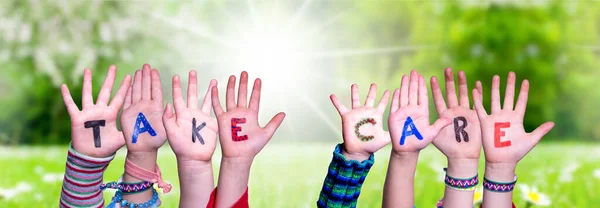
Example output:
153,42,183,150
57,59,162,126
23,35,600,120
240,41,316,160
443,168,478,191
483,175,517,192
101,181,154,194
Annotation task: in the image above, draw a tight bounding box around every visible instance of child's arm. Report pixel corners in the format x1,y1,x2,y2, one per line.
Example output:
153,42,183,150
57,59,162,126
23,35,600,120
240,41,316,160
163,71,218,207
210,71,286,208
317,83,391,208
430,69,482,207
118,64,169,204
472,72,554,208
383,70,451,208
59,66,131,207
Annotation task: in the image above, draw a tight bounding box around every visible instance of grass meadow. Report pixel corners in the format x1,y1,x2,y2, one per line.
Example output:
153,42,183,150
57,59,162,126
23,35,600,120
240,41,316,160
0,142,599,207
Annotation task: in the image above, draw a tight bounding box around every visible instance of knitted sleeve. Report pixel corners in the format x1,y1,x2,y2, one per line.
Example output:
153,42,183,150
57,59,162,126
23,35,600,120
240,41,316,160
317,143,374,208
59,144,115,208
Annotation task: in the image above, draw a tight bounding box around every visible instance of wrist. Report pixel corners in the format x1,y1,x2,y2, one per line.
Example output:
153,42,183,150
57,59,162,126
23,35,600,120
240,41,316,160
341,145,371,162
446,158,479,178
124,151,158,182
484,162,516,182
221,157,253,170
391,150,420,159
177,159,213,176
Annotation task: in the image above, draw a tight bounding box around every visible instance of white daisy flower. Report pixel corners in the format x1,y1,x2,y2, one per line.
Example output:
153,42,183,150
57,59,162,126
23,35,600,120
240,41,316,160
520,184,551,206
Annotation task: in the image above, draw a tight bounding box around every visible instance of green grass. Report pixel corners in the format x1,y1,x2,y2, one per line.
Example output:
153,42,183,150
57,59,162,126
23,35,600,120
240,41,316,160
0,142,599,207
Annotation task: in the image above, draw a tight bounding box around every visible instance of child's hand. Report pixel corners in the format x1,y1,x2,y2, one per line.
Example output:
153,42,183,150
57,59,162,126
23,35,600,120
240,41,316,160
431,68,482,160
330,83,391,161
473,72,554,168
120,64,167,152
61,66,131,158
163,71,218,162
389,70,452,153
211,71,285,160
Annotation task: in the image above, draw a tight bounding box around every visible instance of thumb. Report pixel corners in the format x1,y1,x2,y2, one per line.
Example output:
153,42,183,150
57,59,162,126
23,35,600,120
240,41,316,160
263,112,286,139
162,103,178,136
430,117,452,135
528,121,555,145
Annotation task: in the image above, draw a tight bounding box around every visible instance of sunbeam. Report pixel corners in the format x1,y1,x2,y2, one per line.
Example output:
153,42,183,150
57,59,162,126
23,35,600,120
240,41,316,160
285,0,313,30
308,45,439,59
295,88,342,137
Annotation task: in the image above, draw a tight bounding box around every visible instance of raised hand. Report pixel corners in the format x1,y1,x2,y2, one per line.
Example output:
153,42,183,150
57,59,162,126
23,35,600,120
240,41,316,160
211,71,285,159
60,65,131,157
120,64,167,152
388,70,452,153
473,72,554,166
330,83,391,160
163,70,218,161
431,68,482,160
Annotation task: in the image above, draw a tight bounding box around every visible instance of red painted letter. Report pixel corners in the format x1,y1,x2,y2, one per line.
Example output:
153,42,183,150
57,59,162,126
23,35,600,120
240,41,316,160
494,122,511,147
231,118,248,141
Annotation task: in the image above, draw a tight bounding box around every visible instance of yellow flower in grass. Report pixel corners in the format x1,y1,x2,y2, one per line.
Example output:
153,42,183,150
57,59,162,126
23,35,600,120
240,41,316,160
473,187,483,204
519,184,551,206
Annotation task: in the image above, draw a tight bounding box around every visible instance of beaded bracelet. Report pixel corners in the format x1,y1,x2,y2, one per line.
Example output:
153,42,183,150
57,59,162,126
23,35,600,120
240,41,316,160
111,188,160,208
101,181,154,195
483,175,517,192
443,168,478,191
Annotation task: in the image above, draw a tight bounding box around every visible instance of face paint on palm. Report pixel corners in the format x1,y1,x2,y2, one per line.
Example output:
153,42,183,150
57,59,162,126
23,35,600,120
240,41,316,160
84,120,106,148
355,118,376,142
494,122,511,147
132,113,157,143
454,116,469,143
231,118,248,141
400,117,423,145
192,118,206,144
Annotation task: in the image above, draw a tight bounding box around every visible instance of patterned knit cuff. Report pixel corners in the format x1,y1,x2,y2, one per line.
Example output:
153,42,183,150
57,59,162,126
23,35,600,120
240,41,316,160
331,144,375,170
67,143,115,166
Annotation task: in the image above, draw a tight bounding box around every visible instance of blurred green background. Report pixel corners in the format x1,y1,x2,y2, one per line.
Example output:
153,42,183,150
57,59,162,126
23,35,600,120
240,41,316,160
0,0,599,207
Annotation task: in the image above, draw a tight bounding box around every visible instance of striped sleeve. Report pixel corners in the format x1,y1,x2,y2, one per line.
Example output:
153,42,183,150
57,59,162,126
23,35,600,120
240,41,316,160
60,144,115,208
317,144,374,208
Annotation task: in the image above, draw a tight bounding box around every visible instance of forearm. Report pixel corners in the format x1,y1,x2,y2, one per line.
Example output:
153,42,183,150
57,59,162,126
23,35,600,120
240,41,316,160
215,157,252,208
442,158,479,208
122,151,158,203
382,151,418,208
177,159,214,207
481,163,516,208
60,144,114,208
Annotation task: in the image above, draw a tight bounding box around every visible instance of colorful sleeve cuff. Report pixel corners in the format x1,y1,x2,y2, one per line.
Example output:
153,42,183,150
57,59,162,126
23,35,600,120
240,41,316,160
206,186,249,208
60,143,115,208
317,143,374,208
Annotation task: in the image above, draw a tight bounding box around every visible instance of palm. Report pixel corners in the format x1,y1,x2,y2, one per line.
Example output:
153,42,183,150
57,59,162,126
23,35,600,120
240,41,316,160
211,72,286,159
388,70,451,153
331,84,391,156
164,72,219,161
60,66,131,158
473,72,554,165
430,69,482,159
120,64,167,152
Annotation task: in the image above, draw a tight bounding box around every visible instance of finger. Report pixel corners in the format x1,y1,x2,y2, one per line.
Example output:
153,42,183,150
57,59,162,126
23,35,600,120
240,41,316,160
351,84,360,109
96,65,117,106
528,121,555,146
390,88,400,113
237,71,249,107
211,86,224,116
400,75,409,107
132,70,142,102
364,83,377,107
172,75,186,114
457,70,470,107
515,79,529,114
124,85,133,109
82,68,94,109
263,112,286,139
162,103,178,135
430,117,452,135
108,74,132,110
248,78,262,112
226,75,236,110
472,88,488,118
141,64,152,100
491,75,501,113
151,69,163,102
201,79,218,114
330,94,349,115
418,75,428,106
376,90,391,113
444,68,459,107
476,80,483,104
61,84,80,115
503,72,516,111
408,70,418,105
187,70,198,109
430,76,447,114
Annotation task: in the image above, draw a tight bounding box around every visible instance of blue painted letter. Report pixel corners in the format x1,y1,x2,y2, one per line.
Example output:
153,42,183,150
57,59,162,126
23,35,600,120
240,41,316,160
399,117,423,145
132,113,157,143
